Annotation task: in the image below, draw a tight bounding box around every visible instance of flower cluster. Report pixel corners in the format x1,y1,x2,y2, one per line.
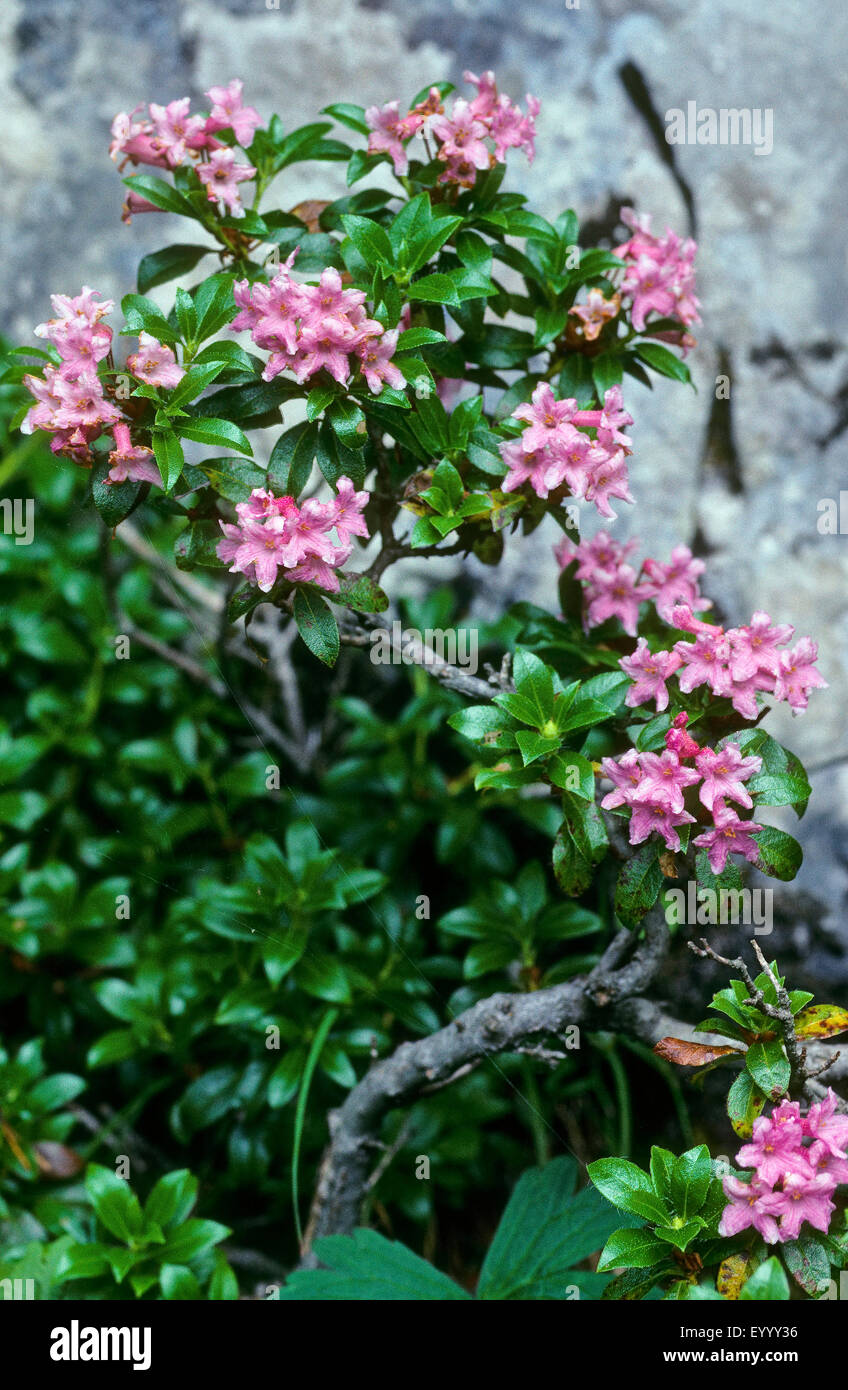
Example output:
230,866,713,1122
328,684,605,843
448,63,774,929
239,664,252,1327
229,252,403,390
555,532,710,635
721,1092,848,1244
670,604,827,718
501,383,634,517
555,532,826,716
600,722,763,868
216,480,369,594
20,288,190,477
21,288,122,462
615,206,700,339
110,81,259,218
366,70,539,187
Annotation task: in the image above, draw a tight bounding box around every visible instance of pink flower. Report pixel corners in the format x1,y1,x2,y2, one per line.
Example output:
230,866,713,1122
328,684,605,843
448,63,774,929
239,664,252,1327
619,638,682,711
107,423,161,487
217,483,369,594
583,448,634,520
355,328,404,395
463,69,499,120
692,807,763,874
627,799,695,852
205,80,261,146
568,288,621,342
600,749,644,810
728,611,794,680
774,638,827,712
365,101,410,175
196,148,256,217
487,93,540,164
641,545,710,624
34,286,115,336
803,1090,848,1157
616,210,701,332
736,1115,814,1188
719,1175,784,1244
122,192,166,223
664,712,700,760
499,438,556,499
331,477,370,546
694,742,762,812
513,383,579,453
148,98,207,167
776,1173,836,1241
807,1140,848,1186
556,530,639,582
432,99,492,170
109,108,171,168
584,563,650,636
674,628,733,697
631,749,700,813
127,333,185,389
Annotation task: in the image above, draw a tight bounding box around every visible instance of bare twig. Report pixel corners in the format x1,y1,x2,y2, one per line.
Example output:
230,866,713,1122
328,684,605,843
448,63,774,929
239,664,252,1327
299,912,669,1259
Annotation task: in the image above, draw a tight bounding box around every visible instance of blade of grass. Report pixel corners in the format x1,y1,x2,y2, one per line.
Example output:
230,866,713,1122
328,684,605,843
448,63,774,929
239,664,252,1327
292,1006,339,1249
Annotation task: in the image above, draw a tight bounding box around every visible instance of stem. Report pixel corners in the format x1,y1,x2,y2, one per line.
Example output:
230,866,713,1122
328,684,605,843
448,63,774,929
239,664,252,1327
520,1058,551,1167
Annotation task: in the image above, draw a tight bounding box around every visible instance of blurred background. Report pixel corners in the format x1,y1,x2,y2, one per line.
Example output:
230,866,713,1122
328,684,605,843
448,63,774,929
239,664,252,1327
2,0,847,938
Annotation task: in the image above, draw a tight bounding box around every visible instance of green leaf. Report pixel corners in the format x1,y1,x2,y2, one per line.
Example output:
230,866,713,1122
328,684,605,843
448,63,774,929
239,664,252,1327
330,572,389,614
327,398,366,449
587,1157,655,1218
167,361,227,408
614,841,663,929
268,421,318,496
152,429,185,493
553,795,608,897
514,730,561,767
293,588,339,666
783,1235,831,1298
137,244,211,294
746,1038,790,1099
123,174,196,219
633,341,693,385
90,455,145,527
547,752,594,800
177,417,253,457
121,292,179,345
340,214,393,268
144,1170,198,1231
447,705,517,750
407,274,460,306
159,1264,203,1300
477,1157,621,1300
591,353,623,399
669,1146,712,1220
160,1218,230,1264
278,1229,470,1300
739,1256,790,1301
192,273,237,342
85,1164,144,1243
322,103,370,135
726,1070,766,1139
291,1008,339,1246
749,769,812,816
596,1228,670,1272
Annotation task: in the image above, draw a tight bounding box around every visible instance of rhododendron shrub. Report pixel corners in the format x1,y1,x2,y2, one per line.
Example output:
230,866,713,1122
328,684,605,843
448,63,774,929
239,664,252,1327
3,70,838,1303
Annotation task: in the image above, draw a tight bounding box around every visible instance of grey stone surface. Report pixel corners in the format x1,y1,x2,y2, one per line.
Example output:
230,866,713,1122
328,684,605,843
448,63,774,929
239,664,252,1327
2,0,847,922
